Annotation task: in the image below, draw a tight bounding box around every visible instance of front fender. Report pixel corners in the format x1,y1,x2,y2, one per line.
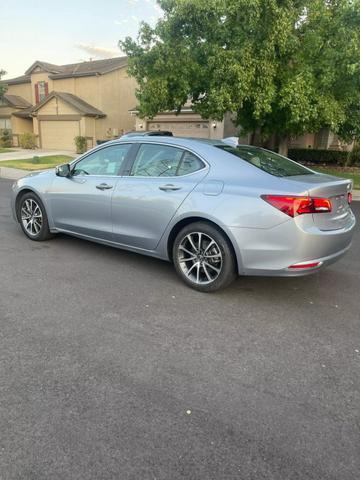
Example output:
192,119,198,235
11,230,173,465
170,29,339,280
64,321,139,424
11,173,55,228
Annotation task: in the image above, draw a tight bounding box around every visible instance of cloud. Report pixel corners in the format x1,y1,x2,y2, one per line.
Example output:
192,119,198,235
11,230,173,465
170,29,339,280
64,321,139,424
75,43,119,59
115,18,129,25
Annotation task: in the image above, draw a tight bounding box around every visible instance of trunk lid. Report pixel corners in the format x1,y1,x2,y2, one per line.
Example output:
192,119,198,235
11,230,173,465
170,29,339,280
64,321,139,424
285,173,352,231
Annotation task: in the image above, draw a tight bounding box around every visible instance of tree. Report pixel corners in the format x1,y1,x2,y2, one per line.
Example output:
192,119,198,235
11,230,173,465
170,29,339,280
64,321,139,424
121,0,360,155
0,69,7,98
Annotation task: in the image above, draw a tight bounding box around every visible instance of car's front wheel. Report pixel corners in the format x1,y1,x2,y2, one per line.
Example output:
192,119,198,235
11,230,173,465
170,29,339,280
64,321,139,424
18,192,53,241
173,222,237,292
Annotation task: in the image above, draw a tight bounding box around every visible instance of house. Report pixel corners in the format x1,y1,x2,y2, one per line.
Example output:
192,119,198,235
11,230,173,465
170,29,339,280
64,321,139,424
1,57,354,152
1,57,137,150
130,106,239,140
131,107,354,152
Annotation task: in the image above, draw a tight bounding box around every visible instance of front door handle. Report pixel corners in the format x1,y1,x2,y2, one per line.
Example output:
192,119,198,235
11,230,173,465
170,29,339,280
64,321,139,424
96,183,113,191
159,184,182,191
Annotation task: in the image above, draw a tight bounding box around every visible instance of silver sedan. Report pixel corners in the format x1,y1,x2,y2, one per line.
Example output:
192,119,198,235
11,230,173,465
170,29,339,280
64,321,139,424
11,137,356,292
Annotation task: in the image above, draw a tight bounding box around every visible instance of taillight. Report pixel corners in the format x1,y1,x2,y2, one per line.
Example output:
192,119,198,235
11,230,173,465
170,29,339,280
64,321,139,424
348,192,352,204
288,261,322,269
261,195,332,217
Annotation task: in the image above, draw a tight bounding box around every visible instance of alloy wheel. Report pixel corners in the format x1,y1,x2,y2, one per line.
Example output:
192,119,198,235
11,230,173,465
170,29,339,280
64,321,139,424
21,198,43,236
177,232,223,285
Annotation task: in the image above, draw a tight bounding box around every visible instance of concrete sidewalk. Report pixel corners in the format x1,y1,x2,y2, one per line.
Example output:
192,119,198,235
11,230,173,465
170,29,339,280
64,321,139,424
0,149,76,161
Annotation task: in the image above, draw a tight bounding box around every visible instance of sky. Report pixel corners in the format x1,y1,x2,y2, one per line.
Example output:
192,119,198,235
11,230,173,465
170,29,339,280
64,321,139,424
0,0,163,79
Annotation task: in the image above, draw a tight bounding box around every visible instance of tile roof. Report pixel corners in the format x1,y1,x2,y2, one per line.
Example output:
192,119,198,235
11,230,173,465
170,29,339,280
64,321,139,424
32,91,106,117
4,74,31,85
3,94,32,108
4,57,128,85
12,106,34,118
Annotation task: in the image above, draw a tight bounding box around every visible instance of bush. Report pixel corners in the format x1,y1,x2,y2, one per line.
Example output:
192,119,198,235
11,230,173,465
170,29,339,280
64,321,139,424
32,156,40,164
19,132,37,149
74,136,87,154
0,129,12,147
346,145,360,166
288,148,351,166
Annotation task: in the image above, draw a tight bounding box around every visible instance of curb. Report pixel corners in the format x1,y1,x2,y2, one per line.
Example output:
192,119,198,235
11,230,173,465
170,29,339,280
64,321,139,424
353,190,360,201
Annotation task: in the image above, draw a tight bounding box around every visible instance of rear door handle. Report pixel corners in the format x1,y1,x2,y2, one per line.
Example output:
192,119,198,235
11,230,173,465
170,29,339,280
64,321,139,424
96,183,113,190
159,184,182,191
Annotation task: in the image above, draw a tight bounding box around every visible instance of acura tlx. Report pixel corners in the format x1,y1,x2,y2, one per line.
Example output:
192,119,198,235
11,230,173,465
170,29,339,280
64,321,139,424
11,137,356,292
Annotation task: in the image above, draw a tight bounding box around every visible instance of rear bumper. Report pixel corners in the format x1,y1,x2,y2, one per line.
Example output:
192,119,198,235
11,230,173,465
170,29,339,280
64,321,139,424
229,210,356,276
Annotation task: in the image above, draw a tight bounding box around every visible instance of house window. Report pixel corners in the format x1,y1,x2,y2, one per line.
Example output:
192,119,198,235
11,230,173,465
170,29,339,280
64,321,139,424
0,118,12,130
35,81,48,103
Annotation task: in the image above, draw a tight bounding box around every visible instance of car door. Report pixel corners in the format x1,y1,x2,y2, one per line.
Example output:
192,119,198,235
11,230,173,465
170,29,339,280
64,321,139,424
48,143,131,240
111,142,208,250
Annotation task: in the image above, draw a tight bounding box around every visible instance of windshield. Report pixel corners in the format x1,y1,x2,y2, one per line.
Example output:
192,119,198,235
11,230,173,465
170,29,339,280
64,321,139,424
216,145,313,177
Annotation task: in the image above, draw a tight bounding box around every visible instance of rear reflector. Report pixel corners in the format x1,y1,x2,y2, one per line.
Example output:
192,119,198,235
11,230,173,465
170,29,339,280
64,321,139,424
288,261,322,269
261,195,332,217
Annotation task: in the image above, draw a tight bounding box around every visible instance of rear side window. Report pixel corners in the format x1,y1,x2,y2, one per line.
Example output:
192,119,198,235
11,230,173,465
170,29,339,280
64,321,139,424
216,145,313,177
131,144,205,177
177,151,204,176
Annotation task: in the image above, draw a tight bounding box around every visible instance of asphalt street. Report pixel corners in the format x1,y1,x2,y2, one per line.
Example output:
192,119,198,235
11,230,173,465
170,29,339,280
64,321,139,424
0,178,359,480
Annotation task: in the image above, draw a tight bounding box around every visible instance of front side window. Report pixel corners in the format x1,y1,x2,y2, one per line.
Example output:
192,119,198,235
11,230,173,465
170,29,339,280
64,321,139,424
72,144,131,176
216,145,313,177
131,144,205,177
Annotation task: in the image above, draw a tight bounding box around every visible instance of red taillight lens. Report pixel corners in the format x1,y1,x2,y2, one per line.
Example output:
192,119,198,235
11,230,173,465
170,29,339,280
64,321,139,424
288,261,322,269
312,198,332,213
348,192,352,204
261,195,332,217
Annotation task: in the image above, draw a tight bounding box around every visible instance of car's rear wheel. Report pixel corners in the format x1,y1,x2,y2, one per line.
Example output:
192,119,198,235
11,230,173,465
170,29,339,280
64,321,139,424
18,192,53,241
173,222,237,292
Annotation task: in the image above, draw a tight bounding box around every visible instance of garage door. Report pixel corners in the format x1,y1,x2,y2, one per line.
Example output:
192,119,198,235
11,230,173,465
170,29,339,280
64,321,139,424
40,120,80,151
148,121,210,138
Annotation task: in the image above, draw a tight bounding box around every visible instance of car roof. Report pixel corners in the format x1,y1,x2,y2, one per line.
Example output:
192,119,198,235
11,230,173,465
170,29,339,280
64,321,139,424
113,136,226,147
121,131,173,137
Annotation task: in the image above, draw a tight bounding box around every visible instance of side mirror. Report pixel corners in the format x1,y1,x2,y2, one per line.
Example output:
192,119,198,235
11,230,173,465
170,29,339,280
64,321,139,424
55,163,71,177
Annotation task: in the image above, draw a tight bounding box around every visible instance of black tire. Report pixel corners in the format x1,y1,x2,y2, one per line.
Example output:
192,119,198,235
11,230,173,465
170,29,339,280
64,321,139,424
17,192,53,241
172,221,237,292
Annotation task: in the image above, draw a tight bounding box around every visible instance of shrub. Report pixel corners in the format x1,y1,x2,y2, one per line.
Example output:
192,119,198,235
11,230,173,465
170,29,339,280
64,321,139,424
346,145,360,166
19,132,37,149
32,156,40,164
0,129,12,147
74,135,87,154
288,148,349,166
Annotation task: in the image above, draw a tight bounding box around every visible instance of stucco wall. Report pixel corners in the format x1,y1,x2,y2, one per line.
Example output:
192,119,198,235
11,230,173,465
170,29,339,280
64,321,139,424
5,82,32,103
135,112,228,139
0,106,16,116
95,68,137,139
289,133,315,149
50,68,137,140
81,116,96,145
37,97,78,116
11,117,33,134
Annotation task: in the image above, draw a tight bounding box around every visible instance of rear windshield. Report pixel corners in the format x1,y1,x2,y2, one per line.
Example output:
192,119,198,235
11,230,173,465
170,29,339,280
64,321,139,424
216,145,313,177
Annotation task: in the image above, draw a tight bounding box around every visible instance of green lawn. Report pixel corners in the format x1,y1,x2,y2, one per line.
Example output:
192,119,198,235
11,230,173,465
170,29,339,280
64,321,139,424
313,167,360,189
0,148,16,153
0,155,74,171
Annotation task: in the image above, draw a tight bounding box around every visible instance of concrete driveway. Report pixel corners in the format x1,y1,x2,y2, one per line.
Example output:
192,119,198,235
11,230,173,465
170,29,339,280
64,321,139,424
0,148,76,161
0,178,359,480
